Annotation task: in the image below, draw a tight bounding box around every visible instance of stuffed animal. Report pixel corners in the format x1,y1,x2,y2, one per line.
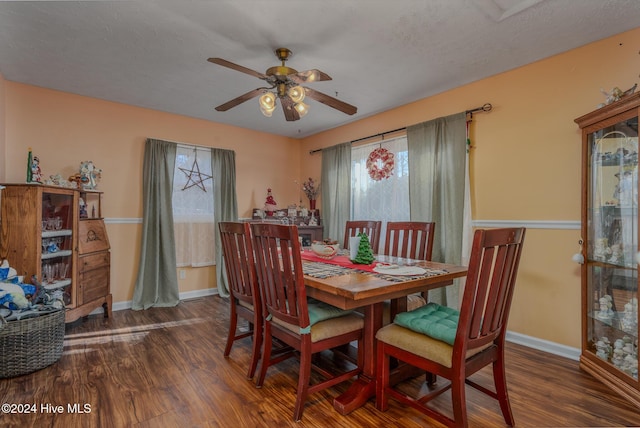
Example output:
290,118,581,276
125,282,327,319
0,283,33,310
0,260,36,310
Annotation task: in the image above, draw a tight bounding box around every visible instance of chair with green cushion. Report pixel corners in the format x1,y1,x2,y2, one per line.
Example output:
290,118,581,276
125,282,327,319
251,223,364,421
218,221,262,380
375,227,526,428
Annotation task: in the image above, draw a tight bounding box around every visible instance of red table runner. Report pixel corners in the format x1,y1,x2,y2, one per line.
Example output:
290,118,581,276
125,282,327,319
300,250,379,273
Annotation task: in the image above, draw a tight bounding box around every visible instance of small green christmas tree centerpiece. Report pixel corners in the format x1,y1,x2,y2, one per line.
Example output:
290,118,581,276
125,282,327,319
352,232,375,264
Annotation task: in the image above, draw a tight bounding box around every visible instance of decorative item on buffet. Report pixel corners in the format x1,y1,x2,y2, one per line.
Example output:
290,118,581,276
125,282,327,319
79,161,102,190
263,188,278,216
311,239,339,260
302,178,319,210
308,210,318,226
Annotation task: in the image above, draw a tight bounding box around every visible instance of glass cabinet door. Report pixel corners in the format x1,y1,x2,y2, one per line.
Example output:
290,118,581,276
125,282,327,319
41,190,74,305
587,114,639,380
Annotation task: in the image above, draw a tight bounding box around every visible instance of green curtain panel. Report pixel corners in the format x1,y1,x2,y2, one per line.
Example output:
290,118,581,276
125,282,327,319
407,112,468,308
321,143,351,242
212,148,238,297
132,138,180,310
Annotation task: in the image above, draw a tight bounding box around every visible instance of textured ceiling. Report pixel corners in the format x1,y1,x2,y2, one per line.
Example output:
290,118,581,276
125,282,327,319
0,0,639,138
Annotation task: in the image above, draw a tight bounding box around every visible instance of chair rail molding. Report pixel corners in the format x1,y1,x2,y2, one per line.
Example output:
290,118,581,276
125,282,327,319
472,220,580,230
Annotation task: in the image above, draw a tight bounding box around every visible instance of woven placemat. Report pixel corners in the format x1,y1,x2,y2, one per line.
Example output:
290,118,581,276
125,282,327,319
303,261,448,283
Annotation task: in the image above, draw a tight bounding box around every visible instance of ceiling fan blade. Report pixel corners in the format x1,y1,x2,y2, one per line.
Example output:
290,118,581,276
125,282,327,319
281,96,300,121
304,88,357,115
215,88,264,112
208,58,267,80
290,69,332,83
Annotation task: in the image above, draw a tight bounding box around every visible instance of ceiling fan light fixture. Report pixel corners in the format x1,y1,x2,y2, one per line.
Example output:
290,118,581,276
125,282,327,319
300,70,320,82
288,85,306,103
259,92,276,111
294,101,309,118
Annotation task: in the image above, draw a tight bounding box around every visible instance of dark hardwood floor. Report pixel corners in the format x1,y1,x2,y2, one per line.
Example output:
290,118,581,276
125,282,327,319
1,295,639,427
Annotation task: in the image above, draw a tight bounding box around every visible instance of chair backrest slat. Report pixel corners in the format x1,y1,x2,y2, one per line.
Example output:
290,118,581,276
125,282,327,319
251,223,309,328
383,221,435,261
343,220,382,252
457,228,525,352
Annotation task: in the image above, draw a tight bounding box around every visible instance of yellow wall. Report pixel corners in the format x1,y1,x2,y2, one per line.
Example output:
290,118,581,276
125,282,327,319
300,27,640,348
2,83,300,304
1,27,638,349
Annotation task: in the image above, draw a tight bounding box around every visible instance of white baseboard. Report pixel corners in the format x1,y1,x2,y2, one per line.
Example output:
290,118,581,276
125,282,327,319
506,330,580,361
87,288,220,314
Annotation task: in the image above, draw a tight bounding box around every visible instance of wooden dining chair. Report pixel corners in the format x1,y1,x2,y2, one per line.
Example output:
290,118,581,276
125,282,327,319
250,223,364,421
218,221,262,380
375,227,526,428
382,221,436,322
383,221,436,261
343,220,382,252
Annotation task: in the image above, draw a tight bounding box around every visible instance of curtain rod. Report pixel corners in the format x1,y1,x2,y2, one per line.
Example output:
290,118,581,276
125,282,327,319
308,103,492,155
147,137,212,151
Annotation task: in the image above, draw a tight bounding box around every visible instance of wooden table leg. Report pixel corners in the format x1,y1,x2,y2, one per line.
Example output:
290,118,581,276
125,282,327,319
333,302,383,414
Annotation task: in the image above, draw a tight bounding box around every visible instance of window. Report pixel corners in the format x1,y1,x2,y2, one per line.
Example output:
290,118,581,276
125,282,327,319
172,146,215,267
351,136,410,248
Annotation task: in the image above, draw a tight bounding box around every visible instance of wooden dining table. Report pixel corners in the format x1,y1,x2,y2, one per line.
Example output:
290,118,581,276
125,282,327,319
301,250,468,415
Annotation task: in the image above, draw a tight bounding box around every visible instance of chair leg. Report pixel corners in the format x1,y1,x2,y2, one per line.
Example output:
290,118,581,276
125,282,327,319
247,320,262,379
224,304,238,357
376,343,390,411
450,374,468,428
493,354,515,426
255,323,273,388
293,342,312,421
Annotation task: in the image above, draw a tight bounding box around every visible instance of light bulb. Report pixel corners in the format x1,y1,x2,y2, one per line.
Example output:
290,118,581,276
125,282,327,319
294,102,309,118
288,86,306,103
259,92,276,110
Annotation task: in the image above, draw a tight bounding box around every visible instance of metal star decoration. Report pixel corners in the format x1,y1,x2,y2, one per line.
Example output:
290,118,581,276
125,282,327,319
179,156,212,192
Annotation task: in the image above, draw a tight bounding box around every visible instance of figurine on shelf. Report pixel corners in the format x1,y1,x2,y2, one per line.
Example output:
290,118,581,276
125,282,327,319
308,210,318,226
593,238,611,261
621,300,637,332
595,337,611,361
263,188,277,216
79,197,88,219
79,160,102,190
597,295,614,320
609,243,624,264
30,155,43,184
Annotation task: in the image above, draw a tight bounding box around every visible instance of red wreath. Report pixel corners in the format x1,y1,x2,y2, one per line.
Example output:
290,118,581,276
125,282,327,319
366,147,395,181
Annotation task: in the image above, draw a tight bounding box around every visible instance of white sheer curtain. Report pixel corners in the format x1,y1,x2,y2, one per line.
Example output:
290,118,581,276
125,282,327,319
351,136,410,248
172,146,215,267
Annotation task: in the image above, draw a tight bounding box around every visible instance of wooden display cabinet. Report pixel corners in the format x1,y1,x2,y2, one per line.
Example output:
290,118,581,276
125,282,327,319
0,184,111,323
575,92,640,407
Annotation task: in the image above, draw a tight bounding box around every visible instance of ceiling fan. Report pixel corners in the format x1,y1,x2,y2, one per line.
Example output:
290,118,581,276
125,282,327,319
207,48,357,121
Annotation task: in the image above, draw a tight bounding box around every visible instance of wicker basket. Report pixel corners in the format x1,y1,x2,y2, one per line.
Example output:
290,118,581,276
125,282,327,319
0,309,65,378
